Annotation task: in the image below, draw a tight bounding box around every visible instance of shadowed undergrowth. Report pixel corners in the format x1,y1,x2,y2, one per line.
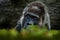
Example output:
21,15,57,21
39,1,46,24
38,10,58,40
0,25,60,40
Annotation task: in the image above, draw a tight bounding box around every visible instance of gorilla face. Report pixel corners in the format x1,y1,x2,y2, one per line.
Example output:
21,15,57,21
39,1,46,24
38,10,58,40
23,14,39,29
15,14,39,31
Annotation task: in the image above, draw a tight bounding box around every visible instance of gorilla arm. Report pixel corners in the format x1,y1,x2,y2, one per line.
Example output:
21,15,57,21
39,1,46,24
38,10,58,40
43,13,51,30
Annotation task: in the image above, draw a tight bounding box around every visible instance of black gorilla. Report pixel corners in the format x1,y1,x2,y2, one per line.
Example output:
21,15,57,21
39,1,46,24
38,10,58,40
15,1,51,31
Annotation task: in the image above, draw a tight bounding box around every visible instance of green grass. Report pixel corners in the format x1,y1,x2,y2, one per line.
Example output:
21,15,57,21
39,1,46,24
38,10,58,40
0,25,60,40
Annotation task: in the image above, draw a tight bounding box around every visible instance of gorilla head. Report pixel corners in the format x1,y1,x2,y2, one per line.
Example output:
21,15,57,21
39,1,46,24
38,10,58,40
23,1,45,18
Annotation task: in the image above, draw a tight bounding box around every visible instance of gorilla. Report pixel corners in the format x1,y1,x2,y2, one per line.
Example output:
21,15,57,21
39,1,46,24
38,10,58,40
15,1,51,31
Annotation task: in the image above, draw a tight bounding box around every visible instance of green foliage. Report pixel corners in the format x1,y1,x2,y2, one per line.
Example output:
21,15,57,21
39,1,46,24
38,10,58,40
0,25,60,40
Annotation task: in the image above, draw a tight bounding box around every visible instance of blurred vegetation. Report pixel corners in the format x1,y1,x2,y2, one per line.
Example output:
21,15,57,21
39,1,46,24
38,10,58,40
0,25,60,40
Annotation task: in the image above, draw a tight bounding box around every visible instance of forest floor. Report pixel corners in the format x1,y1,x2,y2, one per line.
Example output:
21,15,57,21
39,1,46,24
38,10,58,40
0,25,60,40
